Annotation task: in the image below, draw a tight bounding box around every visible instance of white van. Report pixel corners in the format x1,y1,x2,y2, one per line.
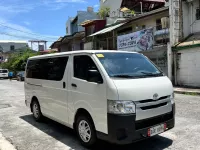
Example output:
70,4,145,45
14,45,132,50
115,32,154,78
25,50,175,147
0,69,8,79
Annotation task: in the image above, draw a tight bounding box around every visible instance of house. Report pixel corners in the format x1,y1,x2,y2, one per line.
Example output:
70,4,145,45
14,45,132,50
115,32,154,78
0,40,28,62
172,0,200,87
50,7,98,52
100,0,123,18
87,6,170,75
80,19,106,49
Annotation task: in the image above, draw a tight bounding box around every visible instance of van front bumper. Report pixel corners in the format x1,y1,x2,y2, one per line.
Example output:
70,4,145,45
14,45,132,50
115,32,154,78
97,104,175,145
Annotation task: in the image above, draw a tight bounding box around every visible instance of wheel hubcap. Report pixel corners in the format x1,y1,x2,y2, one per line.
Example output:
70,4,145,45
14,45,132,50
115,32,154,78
78,120,91,143
33,103,39,118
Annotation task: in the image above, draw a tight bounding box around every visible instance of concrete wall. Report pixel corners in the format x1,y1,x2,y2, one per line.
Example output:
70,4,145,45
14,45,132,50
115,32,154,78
191,0,200,33
182,2,190,38
60,43,72,52
66,17,74,35
177,47,200,87
142,46,168,75
0,42,27,52
182,0,200,36
84,42,92,50
72,40,82,50
71,18,78,34
71,11,98,34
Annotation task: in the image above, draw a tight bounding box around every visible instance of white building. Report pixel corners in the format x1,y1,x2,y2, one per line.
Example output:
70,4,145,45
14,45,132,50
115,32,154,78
0,40,28,62
100,0,123,17
173,0,200,87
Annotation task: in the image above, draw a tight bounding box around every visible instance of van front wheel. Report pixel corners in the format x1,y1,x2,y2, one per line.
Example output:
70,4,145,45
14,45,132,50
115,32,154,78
76,115,97,147
32,100,43,122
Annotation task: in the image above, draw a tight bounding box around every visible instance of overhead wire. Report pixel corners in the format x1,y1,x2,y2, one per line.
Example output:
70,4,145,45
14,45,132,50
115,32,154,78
0,22,58,41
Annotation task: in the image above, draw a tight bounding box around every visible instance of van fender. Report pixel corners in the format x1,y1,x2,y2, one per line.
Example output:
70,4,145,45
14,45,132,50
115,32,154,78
73,101,95,125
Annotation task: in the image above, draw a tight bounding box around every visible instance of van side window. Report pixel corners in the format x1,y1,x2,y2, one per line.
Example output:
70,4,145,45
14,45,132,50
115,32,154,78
74,55,98,80
26,57,68,81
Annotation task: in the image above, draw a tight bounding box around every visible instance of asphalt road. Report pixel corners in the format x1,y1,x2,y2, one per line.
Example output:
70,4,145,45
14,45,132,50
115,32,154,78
0,80,200,150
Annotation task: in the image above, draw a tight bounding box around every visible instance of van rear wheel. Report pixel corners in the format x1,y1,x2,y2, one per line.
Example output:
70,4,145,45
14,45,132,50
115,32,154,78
32,100,43,121
76,115,97,147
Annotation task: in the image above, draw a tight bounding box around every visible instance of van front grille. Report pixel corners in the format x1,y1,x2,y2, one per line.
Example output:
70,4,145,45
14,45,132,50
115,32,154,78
140,102,168,110
135,111,173,130
138,95,169,103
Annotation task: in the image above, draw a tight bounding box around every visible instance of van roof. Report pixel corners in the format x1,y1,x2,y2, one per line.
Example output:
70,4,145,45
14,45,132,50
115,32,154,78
29,50,138,60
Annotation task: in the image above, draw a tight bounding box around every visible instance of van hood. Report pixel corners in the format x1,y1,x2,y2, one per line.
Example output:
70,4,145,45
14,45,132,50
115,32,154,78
112,76,173,101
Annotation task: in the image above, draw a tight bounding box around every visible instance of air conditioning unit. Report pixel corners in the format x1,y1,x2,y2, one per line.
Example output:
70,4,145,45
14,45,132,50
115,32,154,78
161,17,169,29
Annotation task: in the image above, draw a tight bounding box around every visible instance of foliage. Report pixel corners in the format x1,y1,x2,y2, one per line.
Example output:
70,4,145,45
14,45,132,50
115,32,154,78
97,6,110,19
130,10,135,15
0,48,39,72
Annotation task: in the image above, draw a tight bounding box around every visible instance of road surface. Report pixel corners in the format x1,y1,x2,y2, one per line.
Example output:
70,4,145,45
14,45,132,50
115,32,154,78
0,80,200,150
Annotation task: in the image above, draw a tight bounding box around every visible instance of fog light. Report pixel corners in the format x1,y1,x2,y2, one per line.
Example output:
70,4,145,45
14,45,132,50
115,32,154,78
164,123,167,130
147,129,150,137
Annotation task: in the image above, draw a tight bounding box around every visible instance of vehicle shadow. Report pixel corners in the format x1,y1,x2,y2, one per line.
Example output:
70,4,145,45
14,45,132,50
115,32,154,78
20,115,173,150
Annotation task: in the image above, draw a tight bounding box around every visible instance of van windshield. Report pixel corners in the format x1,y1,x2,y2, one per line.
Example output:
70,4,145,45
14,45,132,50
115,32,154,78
0,70,8,73
96,53,163,78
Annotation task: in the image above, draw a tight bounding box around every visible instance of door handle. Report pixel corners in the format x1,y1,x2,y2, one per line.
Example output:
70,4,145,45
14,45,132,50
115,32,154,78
71,83,77,87
63,82,66,88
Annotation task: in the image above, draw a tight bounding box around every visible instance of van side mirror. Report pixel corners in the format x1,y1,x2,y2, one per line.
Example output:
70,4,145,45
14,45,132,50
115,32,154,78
87,69,103,84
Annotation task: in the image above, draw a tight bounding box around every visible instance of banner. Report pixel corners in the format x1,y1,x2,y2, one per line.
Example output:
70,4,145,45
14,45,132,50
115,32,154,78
117,28,154,51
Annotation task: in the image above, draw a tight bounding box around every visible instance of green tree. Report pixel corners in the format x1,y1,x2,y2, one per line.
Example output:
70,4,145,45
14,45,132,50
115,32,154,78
97,6,110,19
0,48,39,72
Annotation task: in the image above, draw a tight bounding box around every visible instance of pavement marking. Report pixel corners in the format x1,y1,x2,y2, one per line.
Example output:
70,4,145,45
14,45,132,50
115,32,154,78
0,133,16,150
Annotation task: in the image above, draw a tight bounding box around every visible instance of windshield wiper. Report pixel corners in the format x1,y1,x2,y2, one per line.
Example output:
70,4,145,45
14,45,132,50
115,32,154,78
112,74,134,78
140,72,163,76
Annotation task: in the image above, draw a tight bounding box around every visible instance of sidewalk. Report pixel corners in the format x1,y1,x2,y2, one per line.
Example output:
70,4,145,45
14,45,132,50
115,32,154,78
0,133,16,150
174,87,200,95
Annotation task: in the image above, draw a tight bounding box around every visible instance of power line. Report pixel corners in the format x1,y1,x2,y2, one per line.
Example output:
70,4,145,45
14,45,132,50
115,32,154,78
0,22,58,40
0,32,56,42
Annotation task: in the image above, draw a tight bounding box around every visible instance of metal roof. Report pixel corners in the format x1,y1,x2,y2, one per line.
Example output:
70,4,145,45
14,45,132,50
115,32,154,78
89,22,126,37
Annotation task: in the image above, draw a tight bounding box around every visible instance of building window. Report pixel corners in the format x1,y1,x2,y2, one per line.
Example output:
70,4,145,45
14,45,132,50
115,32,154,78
196,8,200,20
156,19,162,30
10,45,15,51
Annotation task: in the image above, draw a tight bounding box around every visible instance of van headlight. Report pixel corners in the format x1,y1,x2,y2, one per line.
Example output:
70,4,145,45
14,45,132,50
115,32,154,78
170,92,175,104
107,100,136,114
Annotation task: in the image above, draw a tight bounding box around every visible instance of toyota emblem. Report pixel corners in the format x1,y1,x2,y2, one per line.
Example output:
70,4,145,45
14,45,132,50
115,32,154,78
153,93,159,100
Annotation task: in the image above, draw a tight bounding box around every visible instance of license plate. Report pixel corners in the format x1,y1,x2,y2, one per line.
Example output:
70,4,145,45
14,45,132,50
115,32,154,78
148,124,166,137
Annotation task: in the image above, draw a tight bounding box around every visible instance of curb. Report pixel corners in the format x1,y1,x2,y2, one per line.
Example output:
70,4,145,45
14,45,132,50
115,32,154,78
174,90,200,96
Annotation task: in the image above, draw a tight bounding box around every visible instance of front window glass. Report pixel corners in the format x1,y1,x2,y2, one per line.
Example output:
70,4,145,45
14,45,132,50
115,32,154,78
96,52,163,78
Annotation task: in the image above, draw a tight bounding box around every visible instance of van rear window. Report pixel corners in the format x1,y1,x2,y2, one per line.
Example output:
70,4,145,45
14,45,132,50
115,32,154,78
0,70,8,73
26,57,68,81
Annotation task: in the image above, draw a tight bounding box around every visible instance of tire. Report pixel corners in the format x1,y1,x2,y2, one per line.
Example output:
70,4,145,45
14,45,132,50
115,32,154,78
75,115,97,147
31,100,43,122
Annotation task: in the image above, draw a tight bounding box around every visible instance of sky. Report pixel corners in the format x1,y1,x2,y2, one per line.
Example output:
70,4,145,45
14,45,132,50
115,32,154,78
0,0,99,50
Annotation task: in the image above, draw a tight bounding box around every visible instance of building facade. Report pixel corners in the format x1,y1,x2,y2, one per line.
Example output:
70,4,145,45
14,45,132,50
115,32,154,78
100,0,123,18
0,40,28,62
173,0,200,87
51,7,98,52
